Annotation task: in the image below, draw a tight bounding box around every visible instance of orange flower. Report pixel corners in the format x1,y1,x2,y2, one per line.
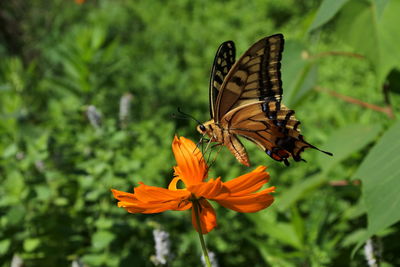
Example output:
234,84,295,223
75,0,85,4
112,136,275,234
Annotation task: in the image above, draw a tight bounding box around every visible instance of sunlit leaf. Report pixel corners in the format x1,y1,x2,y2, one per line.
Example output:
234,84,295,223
248,237,298,266
352,120,400,236
317,124,382,173
335,0,400,86
308,0,349,31
81,254,106,266
95,217,113,229
92,231,115,250
282,40,317,107
2,144,17,158
341,229,367,248
5,205,25,226
34,185,52,201
373,0,391,19
54,197,69,206
247,212,302,250
277,173,327,211
0,239,10,254
23,238,40,252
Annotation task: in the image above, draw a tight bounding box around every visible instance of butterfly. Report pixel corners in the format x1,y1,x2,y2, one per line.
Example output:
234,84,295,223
197,34,332,166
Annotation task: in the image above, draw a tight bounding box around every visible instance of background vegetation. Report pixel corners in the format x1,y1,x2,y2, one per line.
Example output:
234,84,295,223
1,0,400,266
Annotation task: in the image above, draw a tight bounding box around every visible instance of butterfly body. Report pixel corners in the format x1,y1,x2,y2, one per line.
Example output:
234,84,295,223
198,34,332,166
197,120,250,166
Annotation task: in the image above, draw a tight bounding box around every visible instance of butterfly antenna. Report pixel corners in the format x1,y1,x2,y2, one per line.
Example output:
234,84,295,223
171,113,189,120
177,107,203,125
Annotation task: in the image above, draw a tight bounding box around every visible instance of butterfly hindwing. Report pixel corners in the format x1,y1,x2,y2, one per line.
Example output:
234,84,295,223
220,102,315,164
215,34,284,121
209,41,236,118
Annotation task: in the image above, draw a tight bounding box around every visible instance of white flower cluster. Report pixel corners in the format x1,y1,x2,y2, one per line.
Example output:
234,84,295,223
153,229,171,265
119,93,133,128
86,105,102,129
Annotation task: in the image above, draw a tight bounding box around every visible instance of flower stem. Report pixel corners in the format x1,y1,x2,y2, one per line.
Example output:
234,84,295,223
193,199,211,267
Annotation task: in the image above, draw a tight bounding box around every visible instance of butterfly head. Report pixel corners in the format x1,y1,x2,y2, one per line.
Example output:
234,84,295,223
196,120,219,140
197,124,207,133
196,123,211,136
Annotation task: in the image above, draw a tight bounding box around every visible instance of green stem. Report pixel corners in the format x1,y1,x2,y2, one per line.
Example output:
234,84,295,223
193,199,211,267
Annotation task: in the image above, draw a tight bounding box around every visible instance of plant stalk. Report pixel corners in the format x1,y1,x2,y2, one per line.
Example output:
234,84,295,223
193,199,211,267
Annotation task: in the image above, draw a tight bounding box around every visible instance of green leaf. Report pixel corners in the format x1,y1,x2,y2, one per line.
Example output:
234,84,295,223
91,27,106,50
308,0,350,31
335,0,400,86
23,238,40,252
2,144,17,158
54,197,69,206
95,217,113,229
92,231,115,250
5,205,25,225
34,185,52,201
352,120,400,236
247,237,295,266
341,229,367,247
317,124,382,173
247,212,302,249
373,0,391,19
81,254,106,266
281,40,317,107
277,173,327,211
0,239,11,254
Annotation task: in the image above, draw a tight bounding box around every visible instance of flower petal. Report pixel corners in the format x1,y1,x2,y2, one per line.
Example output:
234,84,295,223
216,187,275,213
118,199,192,213
112,189,147,213
168,177,181,190
172,136,207,185
222,166,270,196
187,177,229,199
191,199,217,234
112,188,138,202
111,184,192,214
134,183,190,203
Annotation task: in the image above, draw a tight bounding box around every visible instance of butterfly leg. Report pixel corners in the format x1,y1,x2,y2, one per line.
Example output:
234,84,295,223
197,136,214,165
206,145,223,172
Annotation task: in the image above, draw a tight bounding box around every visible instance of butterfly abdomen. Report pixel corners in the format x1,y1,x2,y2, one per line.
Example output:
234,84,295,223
224,134,250,167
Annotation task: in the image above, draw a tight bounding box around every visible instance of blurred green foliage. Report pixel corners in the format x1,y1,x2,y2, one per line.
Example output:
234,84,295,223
1,0,400,266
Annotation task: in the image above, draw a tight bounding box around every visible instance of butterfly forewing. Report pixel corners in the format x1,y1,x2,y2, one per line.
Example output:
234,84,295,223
215,34,284,121
209,41,236,118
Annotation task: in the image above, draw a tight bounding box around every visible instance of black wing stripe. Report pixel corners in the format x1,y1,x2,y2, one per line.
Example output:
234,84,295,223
215,34,284,121
259,36,284,103
209,41,236,118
